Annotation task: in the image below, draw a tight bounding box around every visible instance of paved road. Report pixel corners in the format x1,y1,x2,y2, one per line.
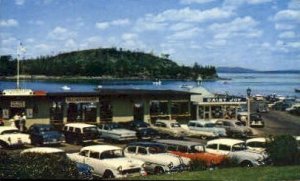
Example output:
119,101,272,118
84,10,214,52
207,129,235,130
252,110,300,136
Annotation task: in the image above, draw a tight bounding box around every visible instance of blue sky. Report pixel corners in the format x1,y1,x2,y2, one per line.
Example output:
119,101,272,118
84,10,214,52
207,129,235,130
0,0,299,70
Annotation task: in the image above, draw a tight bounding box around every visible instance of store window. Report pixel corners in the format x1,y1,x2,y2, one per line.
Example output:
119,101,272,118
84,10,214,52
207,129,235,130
171,102,189,115
224,106,237,119
211,106,223,119
150,101,168,115
67,103,97,123
50,101,64,124
198,106,204,119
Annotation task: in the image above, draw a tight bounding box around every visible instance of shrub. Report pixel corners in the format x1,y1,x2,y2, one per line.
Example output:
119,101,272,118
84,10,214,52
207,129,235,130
0,151,81,179
190,159,207,171
266,135,299,166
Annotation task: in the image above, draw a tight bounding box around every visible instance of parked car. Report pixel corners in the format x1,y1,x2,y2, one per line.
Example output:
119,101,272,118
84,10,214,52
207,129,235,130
249,113,265,128
28,124,65,146
205,138,268,167
215,120,252,138
187,120,227,138
150,120,187,139
67,145,146,178
246,137,268,152
63,123,102,145
155,139,227,167
0,126,31,148
120,120,161,140
97,122,137,142
123,142,190,174
21,147,94,180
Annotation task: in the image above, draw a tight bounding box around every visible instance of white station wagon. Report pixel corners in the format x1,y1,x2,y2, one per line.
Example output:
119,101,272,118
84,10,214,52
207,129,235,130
123,142,191,174
97,123,137,142
206,138,268,167
0,126,31,148
187,120,227,138
67,145,146,179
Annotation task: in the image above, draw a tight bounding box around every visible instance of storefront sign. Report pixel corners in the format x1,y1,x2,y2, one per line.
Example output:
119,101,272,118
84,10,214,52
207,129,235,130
203,97,246,103
10,101,26,108
2,89,33,96
65,97,99,103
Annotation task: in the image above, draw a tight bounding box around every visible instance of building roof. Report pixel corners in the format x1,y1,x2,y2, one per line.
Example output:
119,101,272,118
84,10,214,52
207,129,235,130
189,86,214,97
81,145,121,153
207,138,244,146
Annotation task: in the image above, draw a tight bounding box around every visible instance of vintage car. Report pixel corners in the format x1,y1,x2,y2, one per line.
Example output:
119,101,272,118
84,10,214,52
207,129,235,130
150,120,187,139
21,147,94,180
155,139,227,167
67,145,146,178
123,142,191,174
246,137,268,152
249,113,265,128
97,122,137,142
120,120,161,140
0,126,31,148
205,138,268,167
63,123,102,145
215,120,253,138
28,124,65,146
187,120,227,138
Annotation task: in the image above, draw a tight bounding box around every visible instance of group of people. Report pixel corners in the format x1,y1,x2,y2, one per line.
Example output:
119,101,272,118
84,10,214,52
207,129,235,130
10,112,27,132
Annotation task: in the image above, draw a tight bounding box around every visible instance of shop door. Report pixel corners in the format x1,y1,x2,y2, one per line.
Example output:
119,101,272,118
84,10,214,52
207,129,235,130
133,103,144,121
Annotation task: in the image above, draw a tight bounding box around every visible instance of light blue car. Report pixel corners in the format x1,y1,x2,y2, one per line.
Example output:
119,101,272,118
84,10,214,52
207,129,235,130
187,120,227,137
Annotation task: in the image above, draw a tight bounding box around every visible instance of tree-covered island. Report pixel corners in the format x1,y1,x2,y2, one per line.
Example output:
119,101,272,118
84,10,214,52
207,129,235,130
0,47,218,80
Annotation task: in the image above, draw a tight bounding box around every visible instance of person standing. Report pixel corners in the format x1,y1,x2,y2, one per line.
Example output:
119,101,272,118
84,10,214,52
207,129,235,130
13,113,21,130
20,112,26,132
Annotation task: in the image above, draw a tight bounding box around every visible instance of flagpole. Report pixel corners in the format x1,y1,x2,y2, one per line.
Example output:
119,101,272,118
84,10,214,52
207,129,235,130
17,42,20,89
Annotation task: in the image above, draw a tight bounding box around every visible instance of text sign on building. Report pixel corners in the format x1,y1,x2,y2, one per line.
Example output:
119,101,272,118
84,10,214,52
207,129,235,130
203,97,246,103
3,89,33,96
10,101,26,108
65,97,99,103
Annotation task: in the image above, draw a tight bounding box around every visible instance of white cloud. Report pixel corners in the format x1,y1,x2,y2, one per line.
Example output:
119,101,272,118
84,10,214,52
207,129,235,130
274,10,300,22
95,22,110,30
180,0,216,4
1,37,17,45
122,33,138,41
48,26,77,40
222,0,272,10
15,0,25,5
278,31,296,39
65,39,77,48
209,16,262,39
287,41,300,49
0,19,19,27
25,38,35,43
246,0,272,4
111,19,130,26
169,23,194,31
206,39,227,47
120,33,145,50
288,0,300,10
167,27,202,40
275,23,296,30
95,18,130,30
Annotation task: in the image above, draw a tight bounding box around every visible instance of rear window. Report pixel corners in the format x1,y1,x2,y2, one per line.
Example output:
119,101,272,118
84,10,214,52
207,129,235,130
219,144,231,151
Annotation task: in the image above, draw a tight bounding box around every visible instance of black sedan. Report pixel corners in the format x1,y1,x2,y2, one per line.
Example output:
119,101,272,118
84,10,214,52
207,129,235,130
120,120,161,140
28,124,65,146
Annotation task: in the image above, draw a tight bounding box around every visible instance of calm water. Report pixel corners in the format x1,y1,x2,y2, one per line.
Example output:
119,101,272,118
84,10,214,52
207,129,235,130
0,73,300,97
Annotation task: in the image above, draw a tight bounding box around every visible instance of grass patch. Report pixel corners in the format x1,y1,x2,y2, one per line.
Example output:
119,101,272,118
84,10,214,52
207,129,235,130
129,166,300,181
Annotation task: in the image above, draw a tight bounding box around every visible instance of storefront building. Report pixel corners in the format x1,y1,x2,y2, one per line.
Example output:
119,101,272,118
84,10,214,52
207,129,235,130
0,89,192,127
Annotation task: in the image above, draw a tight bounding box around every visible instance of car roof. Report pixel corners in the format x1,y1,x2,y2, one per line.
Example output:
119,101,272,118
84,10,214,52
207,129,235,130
0,126,18,133
156,139,204,147
156,119,177,124
188,120,214,124
30,124,54,128
21,147,64,154
64,123,97,128
246,137,267,143
207,138,244,146
81,145,121,153
127,141,165,148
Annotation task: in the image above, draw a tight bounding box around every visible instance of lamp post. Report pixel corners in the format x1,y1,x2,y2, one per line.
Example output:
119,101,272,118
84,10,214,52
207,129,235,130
246,88,251,127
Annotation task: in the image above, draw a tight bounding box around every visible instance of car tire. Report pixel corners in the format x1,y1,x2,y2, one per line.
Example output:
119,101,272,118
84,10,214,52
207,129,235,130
154,166,165,175
240,160,253,167
103,170,114,179
0,141,8,149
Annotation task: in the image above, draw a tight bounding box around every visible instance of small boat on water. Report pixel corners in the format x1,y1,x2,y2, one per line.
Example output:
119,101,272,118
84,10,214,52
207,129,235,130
295,88,300,93
61,85,71,91
153,79,162,86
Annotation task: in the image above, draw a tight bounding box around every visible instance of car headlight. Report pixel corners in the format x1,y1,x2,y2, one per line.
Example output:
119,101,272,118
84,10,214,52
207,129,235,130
117,166,122,172
168,162,173,168
142,163,146,168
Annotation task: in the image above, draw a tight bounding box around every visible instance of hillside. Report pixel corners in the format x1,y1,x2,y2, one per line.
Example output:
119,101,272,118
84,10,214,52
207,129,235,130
217,66,300,74
0,48,217,80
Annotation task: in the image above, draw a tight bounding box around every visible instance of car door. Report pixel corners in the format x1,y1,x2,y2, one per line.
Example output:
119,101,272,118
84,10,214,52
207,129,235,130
205,143,219,155
29,126,38,143
86,150,104,176
218,144,231,155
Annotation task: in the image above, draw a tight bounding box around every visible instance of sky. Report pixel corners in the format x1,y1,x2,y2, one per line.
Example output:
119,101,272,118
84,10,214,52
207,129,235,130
0,0,299,71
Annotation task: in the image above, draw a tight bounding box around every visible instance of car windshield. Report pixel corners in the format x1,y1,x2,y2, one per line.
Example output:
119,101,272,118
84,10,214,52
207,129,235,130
109,123,123,129
135,122,149,128
232,143,247,151
205,123,215,127
1,129,20,134
100,149,124,159
235,122,244,126
39,126,55,132
83,127,99,133
171,123,181,128
148,145,167,154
